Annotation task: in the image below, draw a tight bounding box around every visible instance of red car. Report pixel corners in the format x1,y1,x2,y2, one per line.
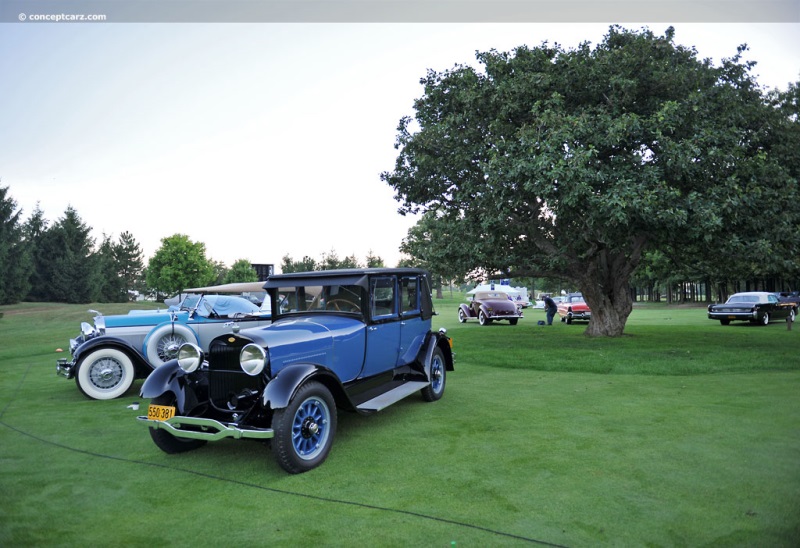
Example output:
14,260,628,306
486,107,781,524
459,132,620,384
558,293,591,324
458,291,523,326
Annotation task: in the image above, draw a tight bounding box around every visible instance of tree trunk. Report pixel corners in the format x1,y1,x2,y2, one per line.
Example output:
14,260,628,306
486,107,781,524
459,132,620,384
572,240,643,337
580,280,633,337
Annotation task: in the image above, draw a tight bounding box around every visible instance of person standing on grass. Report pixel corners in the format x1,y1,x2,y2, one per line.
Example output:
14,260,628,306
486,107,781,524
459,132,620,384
543,295,558,325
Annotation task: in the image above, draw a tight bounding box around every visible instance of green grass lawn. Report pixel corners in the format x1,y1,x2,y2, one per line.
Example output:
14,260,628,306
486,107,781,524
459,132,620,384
1,298,798,546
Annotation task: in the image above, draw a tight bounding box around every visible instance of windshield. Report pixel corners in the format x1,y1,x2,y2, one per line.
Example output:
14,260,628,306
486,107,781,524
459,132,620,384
275,284,364,315
179,294,202,311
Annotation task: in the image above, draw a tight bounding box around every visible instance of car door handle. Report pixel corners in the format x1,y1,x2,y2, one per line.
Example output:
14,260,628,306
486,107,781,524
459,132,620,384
368,326,378,331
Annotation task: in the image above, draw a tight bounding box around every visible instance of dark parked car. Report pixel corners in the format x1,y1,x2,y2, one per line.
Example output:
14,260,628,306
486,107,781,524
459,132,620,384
558,293,591,324
774,291,800,312
56,282,271,400
708,291,796,325
458,291,523,325
137,268,454,474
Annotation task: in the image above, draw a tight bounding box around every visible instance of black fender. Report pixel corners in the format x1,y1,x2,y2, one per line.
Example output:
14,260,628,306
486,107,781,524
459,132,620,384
419,330,454,379
138,360,192,412
261,363,347,411
73,336,152,378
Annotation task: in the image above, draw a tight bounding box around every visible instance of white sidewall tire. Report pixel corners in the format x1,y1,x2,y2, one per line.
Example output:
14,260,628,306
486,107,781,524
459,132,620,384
145,323,196,366
76,348,135,400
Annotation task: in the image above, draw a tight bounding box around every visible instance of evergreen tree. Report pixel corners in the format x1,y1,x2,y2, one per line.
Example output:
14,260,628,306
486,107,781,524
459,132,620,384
22,204,49,301
280,254,318,273
95,234,126,302
365,250,385,268
0,186,33,304
115,231,144,298
44,206,97,303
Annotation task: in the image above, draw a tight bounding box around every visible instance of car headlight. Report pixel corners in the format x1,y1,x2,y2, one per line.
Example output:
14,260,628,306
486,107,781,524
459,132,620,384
240,344,268,376
177,343,204,373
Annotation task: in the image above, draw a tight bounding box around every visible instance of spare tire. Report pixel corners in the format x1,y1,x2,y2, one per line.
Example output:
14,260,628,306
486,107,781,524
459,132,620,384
144,323,197,366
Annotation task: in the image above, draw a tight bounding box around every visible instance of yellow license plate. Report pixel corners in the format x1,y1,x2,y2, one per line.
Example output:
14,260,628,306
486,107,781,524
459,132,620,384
147,404,175,421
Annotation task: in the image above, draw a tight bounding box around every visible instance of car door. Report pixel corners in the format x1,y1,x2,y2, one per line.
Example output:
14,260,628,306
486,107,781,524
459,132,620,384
361,275,401,378
768,293,790,320
397,275,427,365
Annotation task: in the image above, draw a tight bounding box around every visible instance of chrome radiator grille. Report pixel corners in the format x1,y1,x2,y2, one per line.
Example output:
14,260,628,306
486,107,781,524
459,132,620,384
207,340,262,408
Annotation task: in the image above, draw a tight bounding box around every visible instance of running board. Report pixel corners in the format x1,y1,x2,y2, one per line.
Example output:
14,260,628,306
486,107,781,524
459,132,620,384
356,381,429,412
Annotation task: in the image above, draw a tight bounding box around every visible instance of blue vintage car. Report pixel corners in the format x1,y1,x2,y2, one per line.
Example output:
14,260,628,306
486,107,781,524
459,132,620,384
137,268,454,474
56,282,271,400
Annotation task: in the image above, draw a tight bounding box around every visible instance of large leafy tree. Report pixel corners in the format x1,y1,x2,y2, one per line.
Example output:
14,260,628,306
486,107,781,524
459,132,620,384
146,234,216,298
223,259,259,283
383,26,799,336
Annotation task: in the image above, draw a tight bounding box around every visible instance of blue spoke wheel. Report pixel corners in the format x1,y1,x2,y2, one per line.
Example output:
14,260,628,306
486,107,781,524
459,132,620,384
421,347,446,402
272,381,337,474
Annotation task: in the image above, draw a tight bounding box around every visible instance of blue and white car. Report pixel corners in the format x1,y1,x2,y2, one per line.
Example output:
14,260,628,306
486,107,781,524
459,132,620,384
56,282,271,400
137,268,454,474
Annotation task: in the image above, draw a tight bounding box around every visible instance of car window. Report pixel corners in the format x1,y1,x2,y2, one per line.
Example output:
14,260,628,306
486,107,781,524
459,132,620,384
400,276,420,316
371,276,397,319
275,284,364,314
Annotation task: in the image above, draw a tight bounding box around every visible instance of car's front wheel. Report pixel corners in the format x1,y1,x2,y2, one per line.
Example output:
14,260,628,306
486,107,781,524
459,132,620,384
458,309,467,323
421,347,446,402
148,394,207,454
75,347,135,400
720,319,730,326
272,381,337,474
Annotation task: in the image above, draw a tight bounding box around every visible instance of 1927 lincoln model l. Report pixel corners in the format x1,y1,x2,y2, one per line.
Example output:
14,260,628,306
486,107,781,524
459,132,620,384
137,268,454,474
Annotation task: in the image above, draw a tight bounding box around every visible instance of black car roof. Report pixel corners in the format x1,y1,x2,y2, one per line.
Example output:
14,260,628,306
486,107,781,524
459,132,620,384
263,268,428,290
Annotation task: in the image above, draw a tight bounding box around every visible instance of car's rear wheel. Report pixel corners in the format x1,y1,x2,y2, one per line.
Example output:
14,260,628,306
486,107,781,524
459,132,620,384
421,347,446,402
478,311,491,326
760,313,770,326
272,381,337,474
148,394,207,454
720,319,730,326
509,318,519,325
75,347,135,400
458,309,467,323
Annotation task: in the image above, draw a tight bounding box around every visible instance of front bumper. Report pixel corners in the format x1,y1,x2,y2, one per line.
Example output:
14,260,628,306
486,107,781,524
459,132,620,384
56,358,76,379
137,415,274,441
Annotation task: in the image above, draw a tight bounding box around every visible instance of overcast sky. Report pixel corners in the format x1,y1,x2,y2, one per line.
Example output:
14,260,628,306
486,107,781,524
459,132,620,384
2,20,798,270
